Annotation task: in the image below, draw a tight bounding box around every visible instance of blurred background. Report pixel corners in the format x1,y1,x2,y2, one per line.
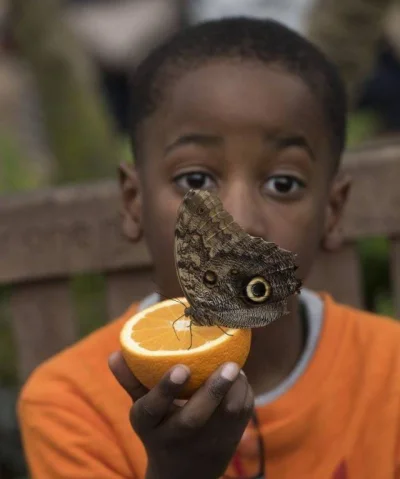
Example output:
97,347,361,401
1,0,400,477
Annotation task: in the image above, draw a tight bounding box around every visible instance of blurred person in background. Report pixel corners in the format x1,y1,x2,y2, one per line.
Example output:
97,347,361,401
64,0,317,135
356,5,400,136
186,0,400,138
10,0,400,139
185,0,315,34
308,0,400,137
64,0,183,133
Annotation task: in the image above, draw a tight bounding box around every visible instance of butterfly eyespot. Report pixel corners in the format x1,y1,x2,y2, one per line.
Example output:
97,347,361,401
245,277,271,303
230,269,239,276
203,270,218,286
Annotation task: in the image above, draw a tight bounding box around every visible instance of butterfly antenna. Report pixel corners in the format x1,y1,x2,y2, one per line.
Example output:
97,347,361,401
164,295,187,310
160,292,185,306
149,279,187,308
174,297,187,307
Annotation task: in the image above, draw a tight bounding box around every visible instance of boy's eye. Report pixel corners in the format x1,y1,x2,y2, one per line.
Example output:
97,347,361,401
264,175,305,197
174,172,217,191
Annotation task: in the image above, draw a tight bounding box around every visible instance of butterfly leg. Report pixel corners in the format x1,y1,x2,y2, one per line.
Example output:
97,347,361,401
172,314,185,341
216,325,234,337
188,319,194,350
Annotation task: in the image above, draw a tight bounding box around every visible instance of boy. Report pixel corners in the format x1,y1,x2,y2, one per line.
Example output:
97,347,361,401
18,17,400,479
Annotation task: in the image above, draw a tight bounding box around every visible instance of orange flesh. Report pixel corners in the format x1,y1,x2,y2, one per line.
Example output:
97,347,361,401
131,302,229,351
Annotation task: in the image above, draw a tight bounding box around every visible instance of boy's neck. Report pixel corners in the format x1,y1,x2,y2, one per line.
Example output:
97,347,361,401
243,296,306,396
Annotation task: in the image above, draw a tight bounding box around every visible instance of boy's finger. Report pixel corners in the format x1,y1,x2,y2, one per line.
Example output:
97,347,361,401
170,362,240,433
220,371,250,416
221,374,254,432
108,351,148,401
131,365,190,433
244,383,255,416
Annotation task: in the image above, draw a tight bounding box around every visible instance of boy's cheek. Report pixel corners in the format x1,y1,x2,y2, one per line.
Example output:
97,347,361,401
140,192,183,294
290,224,325,281
273,215,324,281
142,189,180,233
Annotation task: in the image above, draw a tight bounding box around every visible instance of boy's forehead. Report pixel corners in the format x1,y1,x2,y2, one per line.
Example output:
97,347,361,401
143,61,330,158
169,62,316,119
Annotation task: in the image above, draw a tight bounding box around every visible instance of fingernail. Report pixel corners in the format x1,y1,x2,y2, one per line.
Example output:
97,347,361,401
170,366,189,384
221,363,240,381
107,351,120,369
108,351,119,362
240,370,246,377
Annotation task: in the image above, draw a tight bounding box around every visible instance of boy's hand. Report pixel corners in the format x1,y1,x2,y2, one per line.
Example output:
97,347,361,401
109,352,254,479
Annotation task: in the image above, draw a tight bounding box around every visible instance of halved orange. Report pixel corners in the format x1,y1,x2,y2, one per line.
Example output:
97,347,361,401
120,298,251,398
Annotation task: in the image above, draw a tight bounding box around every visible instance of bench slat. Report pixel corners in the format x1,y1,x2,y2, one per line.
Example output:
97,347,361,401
1,141,400,285
10,280,77,382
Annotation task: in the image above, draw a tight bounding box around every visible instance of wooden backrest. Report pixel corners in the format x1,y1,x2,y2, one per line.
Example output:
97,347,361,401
1,140,400,383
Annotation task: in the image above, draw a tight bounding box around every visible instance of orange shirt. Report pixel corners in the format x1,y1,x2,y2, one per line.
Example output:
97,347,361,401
18,294,400,478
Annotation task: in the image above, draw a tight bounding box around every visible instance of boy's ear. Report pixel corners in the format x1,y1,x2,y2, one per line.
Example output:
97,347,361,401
118,162,143,242
322,173,352,252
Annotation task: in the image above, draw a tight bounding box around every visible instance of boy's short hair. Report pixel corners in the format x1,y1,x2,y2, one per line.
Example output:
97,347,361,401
129,17,347,167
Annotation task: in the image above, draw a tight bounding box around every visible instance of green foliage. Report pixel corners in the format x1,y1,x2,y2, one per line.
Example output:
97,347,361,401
71,274,108,338
347,110,381,147
358,238,395,317
0,131,46,192
346,111,394,318
12,0,120,184
122,137,134,165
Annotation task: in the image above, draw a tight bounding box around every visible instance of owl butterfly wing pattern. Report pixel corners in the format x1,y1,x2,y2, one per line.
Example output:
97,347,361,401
174,189,301,328
213,235,301,328
175,189,241,307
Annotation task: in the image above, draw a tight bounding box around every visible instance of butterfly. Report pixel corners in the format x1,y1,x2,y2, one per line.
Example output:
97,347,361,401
174,189,302,328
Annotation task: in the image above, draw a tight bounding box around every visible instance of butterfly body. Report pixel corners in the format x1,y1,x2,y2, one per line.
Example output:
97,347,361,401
175,190,302,329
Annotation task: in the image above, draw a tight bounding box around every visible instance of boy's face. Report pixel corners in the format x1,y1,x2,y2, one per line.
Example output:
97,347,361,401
121,61,350,298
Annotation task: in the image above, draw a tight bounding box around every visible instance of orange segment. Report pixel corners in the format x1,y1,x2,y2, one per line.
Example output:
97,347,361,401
131,303,230,351
120,298,251,398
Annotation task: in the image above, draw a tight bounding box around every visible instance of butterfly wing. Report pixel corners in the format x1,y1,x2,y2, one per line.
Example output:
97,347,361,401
175,190,238,306
202,234,301,328
174,189,301,328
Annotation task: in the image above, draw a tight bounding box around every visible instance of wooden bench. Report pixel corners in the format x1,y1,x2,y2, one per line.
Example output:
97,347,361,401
1,140,400,384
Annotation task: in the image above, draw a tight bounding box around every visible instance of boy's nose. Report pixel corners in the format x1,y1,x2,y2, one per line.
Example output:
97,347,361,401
221,187,267,240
